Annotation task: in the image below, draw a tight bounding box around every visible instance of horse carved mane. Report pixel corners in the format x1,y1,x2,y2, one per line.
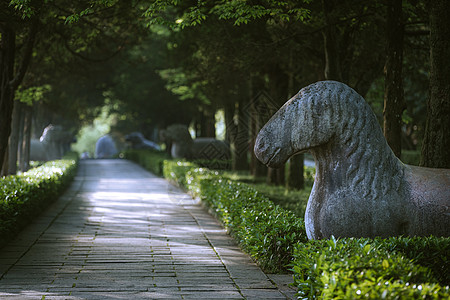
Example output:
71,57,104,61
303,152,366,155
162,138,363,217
305,82,404,199
255,81,449,239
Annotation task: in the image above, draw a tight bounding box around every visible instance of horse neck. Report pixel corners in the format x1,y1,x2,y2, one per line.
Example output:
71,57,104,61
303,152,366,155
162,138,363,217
310,117,404,196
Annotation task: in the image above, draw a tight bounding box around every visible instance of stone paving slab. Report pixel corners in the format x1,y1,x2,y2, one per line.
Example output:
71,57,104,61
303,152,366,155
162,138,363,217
0,159,296,299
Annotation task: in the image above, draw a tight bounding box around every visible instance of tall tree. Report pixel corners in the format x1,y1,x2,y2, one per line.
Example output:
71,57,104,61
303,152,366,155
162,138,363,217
322,0,342,81
2,0,146,174
0,1,40,175
383,0,405,158
420,0,450,168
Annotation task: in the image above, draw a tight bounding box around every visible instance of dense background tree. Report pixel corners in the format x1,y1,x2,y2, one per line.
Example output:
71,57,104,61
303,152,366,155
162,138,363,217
107,31,196,136
141,0,395,186
146,0,446,170
383,0,405,158
0,0,40,174
420,0,450,168
2,0,447,179
1,0,146,174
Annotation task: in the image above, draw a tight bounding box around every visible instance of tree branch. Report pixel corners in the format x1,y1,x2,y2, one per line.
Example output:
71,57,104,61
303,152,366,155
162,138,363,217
63,39,124,62
9,17,39,90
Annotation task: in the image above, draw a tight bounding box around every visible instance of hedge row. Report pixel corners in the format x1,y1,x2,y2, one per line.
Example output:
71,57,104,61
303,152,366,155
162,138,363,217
124,149,169,176
124,150,449,298
292,236,449,299
0,158,78,248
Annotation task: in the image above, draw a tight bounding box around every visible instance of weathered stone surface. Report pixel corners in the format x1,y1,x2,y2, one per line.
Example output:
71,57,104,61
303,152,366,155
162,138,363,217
125,132,161,151
163,124,230,160
30,124,74,161
94,134,118,158
255,80,450,239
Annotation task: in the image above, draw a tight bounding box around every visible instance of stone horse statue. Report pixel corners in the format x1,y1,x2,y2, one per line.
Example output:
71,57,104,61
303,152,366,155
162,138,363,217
95,134,118,159
125,132,161,151
255,81,449,239
30,124,74,161
162,124,230,161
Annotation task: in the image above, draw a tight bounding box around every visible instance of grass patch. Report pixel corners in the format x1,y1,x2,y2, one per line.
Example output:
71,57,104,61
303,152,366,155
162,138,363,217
401,150,421,166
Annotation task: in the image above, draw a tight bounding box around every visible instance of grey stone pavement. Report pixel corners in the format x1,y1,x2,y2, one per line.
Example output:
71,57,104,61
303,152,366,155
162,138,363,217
0,159,296,299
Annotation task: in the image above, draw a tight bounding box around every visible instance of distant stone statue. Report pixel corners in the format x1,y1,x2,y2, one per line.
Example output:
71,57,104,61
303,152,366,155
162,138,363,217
254,81,449,239
125,132,161,151
95,134,118,159
30,124,74,161
163,124,230,160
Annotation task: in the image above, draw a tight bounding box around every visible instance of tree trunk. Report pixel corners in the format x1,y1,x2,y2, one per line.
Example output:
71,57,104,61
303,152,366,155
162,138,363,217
383,0,405,159
197,108,215,138
287,154,305,190
286,51,305,190
0,18,38,172
233,98,250,171
247,76,265,176
21,106,32,172
0,25,16,175
420,0,450,168
267,166,285,186
18,105,26,169
7,100,22,175
1,149,9,177
223,102,235,146
264,67,288,185
322,0,342,81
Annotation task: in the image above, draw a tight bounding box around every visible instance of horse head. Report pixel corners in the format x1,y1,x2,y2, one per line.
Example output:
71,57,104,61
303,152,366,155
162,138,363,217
254,81,342,168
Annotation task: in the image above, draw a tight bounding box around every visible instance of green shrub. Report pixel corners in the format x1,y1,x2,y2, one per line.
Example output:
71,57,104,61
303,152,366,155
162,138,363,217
379,236,450,285
291,236,449,299
123,149,169,176
0,159,78,248
248,183,312,218
163,160,197,187
219,167,315,217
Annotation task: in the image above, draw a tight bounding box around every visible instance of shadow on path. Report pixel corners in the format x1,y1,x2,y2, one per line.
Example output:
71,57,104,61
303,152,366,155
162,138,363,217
0,159,295,299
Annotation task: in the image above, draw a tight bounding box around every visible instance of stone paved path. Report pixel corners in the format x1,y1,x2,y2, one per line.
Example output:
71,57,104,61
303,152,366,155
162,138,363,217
0,159,296,299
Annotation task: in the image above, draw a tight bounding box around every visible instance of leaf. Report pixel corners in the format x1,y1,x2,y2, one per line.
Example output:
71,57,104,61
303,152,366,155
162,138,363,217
382,259,389,269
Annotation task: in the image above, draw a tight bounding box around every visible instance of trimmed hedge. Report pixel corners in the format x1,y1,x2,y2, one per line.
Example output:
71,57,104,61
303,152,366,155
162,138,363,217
125,150,449,298
292,236,449,299
0,158,78,248
124,149,169,176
